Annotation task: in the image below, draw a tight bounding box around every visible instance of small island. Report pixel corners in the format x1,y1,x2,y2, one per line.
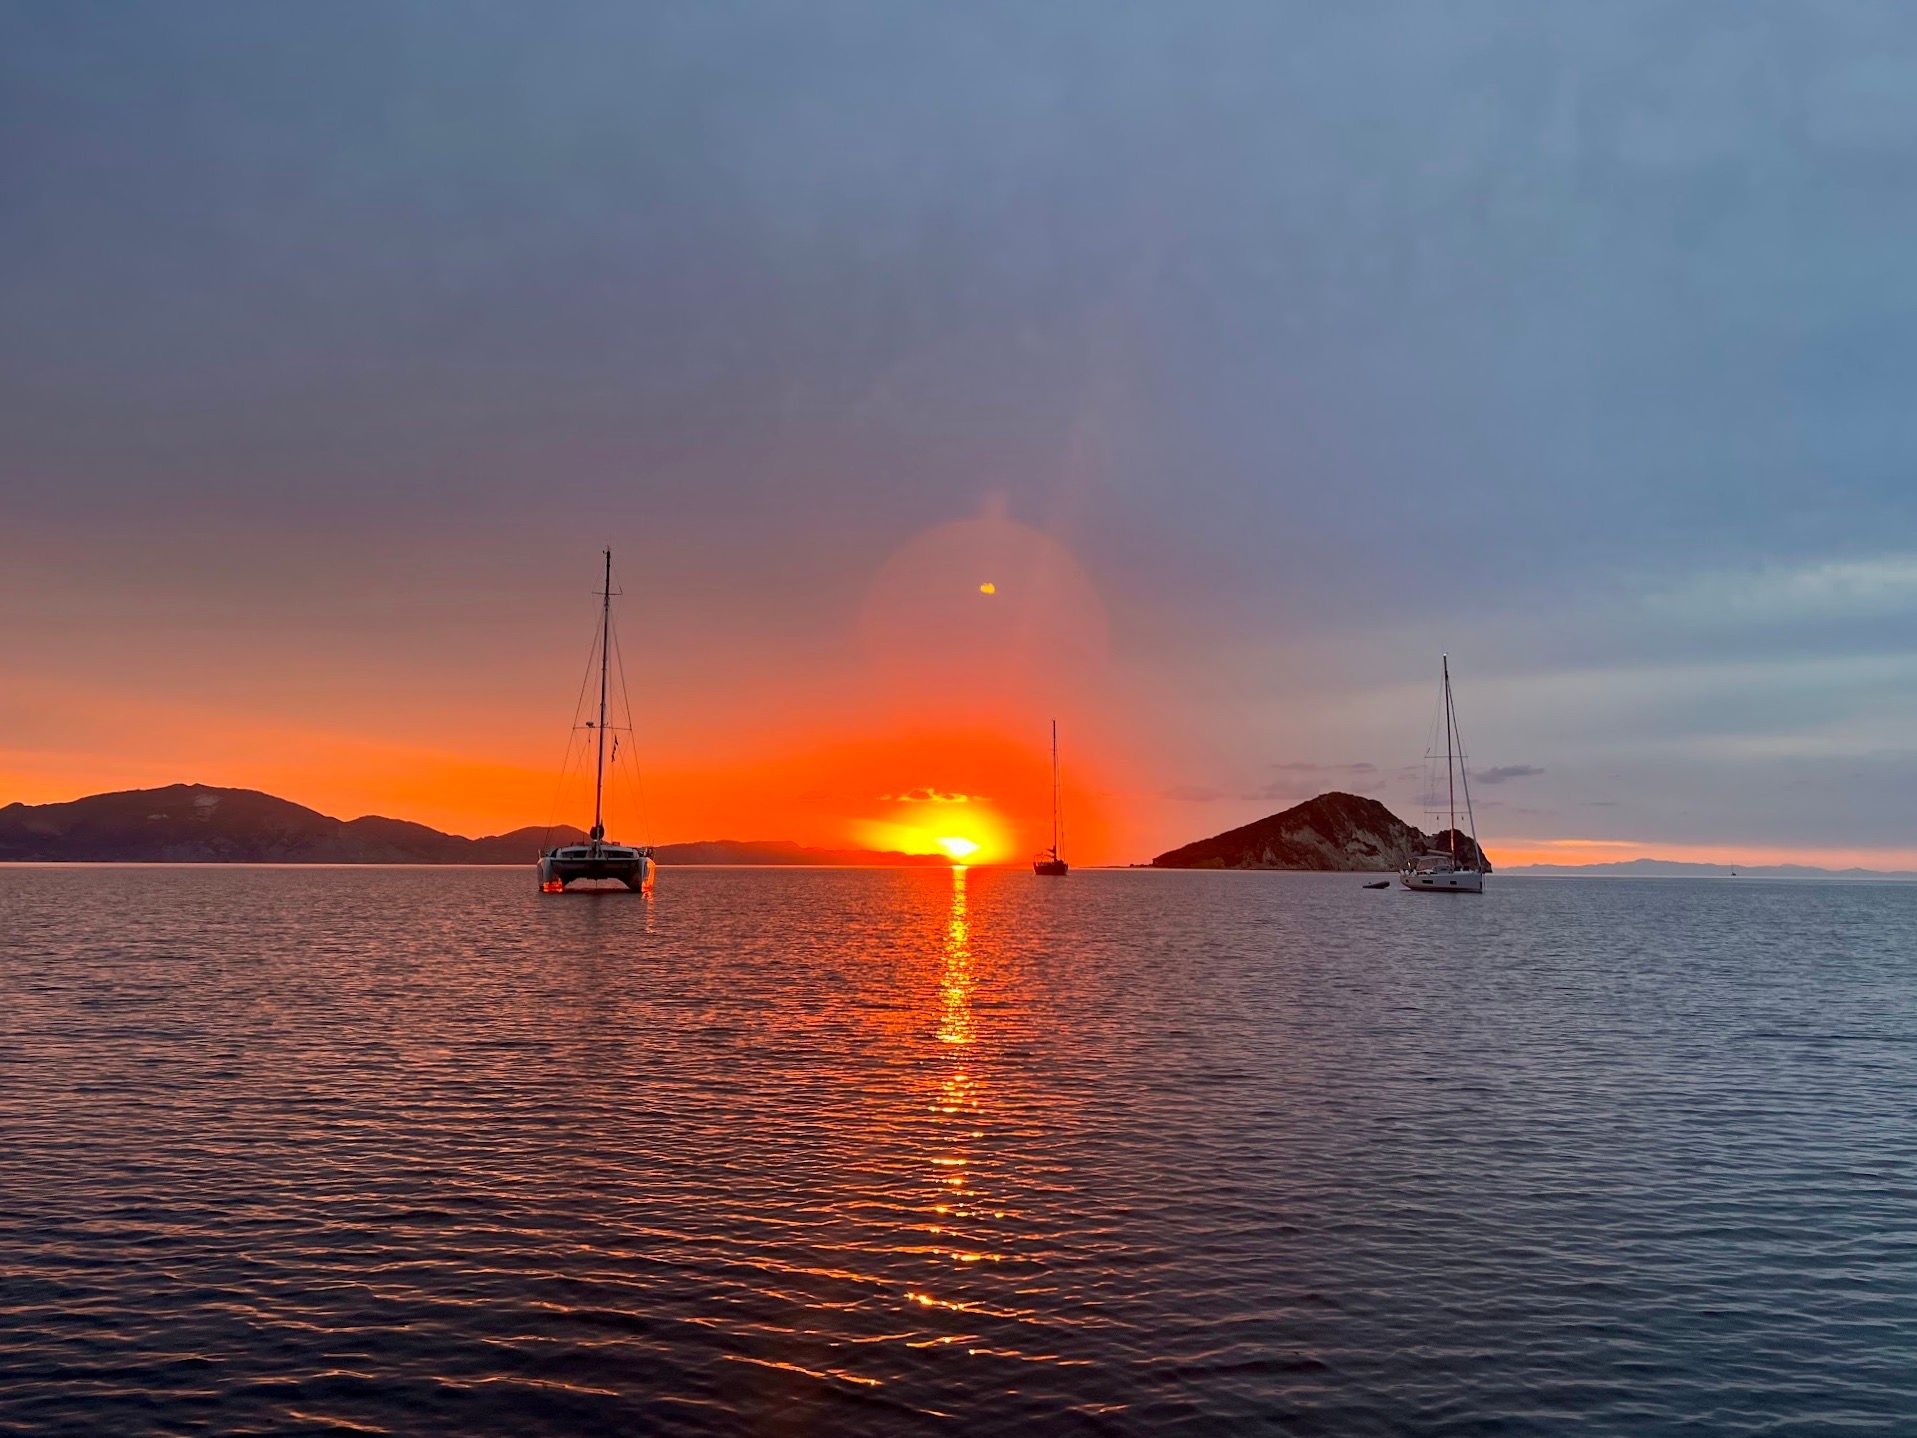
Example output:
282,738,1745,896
1151,791,1492,873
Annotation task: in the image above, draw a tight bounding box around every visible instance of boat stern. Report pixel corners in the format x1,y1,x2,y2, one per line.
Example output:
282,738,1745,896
537,846,656,893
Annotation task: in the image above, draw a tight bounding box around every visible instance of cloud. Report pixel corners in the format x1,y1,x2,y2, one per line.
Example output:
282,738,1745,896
1165,762,1382,805
1241,781,1304,803
1653,555,1917,627
1477,764,1545,785
1162,784,1229,802
1243,777,1382,803
880,787,986,804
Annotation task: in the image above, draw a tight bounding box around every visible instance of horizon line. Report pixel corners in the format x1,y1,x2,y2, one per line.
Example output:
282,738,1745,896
12,779,1917,875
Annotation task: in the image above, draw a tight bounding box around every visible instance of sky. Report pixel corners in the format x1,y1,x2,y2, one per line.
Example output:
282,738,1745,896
5,1,1917,866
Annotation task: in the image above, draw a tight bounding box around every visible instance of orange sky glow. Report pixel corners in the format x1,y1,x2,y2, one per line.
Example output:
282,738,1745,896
2,515,1128,865
5,512,1906,872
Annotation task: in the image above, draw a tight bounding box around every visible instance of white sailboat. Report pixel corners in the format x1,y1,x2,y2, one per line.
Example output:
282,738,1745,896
1400,655,1484,894
537,550,655,893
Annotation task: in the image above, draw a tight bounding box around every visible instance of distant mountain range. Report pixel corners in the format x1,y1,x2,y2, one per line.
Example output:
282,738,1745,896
1152,791,1491,872
0,785,952,866
1502,859,1917,879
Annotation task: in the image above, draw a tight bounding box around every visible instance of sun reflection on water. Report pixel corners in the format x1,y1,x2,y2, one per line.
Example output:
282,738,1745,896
936,868,973,1051
910,865,1016,1310
934,868,978,1207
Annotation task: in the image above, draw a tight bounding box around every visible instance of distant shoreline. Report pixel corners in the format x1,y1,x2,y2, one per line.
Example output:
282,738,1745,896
0,784,953,867
0,859,981,870
1503,862,1917,880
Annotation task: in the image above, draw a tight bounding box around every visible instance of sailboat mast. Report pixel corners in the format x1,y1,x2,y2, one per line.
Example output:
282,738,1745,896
1051,719,1060,859
1443,655,1457,862
592,548,611,846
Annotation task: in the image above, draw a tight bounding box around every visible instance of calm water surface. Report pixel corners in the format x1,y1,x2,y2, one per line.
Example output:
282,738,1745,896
2,867,1914,1435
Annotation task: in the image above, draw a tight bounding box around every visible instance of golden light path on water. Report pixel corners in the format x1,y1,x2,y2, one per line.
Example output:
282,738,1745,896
909,867,1015,1323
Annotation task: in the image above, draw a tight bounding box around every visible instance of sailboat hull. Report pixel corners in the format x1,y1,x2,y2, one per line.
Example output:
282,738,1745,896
1033,859,1069,876
1399,868,1483,894
538,851,655,892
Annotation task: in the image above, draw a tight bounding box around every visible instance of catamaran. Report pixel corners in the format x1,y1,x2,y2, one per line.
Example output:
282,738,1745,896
537,550,655,893
1033,719,1068,876
1400,655,1484,894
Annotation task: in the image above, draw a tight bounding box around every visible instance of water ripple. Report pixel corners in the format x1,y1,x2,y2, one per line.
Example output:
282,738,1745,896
2,866,1915,1433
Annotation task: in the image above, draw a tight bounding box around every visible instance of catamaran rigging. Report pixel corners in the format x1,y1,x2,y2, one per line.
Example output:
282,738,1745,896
537,550,655,893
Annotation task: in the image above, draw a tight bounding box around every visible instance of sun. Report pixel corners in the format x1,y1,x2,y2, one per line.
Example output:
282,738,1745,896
937,835,981,861
977,581,995,595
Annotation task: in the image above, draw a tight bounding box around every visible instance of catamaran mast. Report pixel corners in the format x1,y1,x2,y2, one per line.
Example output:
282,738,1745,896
1443,655,1457,862
592,548,611,850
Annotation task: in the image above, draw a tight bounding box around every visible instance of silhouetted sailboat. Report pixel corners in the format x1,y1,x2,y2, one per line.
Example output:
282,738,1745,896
1033,720,1069,876
1401,656,1484,894
538,550,655,893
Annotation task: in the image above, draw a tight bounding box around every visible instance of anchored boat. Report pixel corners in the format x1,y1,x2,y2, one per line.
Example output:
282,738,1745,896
1401,655,1484,895
1033,719,1069,876
538,550,655,893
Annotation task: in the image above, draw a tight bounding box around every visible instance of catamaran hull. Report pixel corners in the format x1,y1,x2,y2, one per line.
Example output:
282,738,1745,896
538,854,655,892
1399,869,1483,894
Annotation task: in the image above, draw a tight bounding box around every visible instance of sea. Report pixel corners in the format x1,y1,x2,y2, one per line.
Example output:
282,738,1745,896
2,865,1913,1436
